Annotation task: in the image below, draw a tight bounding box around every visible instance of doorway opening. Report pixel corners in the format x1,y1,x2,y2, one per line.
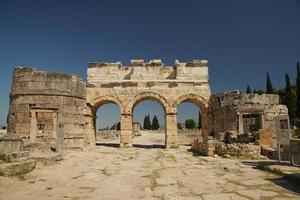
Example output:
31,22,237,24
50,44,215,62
132,100,165,148
95,103,120,147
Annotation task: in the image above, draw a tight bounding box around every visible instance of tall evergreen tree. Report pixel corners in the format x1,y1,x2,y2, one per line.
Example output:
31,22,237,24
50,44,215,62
151,115,160,130
143,114,151,130
266,72,274,94
296,62,300,118
285,74,297,123
146,114,152,130
198,111,202,129
143,115,148,130
246,85,252,94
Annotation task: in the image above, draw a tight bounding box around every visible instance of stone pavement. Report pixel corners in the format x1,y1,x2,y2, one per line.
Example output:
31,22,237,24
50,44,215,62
0,132,299,200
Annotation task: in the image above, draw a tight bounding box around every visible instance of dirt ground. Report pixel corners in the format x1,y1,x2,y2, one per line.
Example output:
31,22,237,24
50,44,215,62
0,132,299,200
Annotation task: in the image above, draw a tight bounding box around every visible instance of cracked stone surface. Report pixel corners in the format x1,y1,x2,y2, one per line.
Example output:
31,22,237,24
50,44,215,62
0,132,299,200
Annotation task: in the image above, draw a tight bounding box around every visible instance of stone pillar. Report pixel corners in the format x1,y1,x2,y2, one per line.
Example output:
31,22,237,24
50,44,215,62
120,113,133,148
84,115,96,146
260,114,266,129
29,111,37,143
165,113,178,148
238,113,244,134
53,112,58,139
201,109,209,141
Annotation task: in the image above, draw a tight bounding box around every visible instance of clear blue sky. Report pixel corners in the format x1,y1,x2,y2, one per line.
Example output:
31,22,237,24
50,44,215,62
0,0,299,127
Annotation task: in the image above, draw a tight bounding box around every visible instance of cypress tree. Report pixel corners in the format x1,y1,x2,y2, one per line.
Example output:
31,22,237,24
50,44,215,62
285,74,297,123
198,111,202,129
266,72,274,94
246,85,252,94
151,115,159,130
147,114,152,130
296,62,300,118
143,115,151,130
143,115,148,130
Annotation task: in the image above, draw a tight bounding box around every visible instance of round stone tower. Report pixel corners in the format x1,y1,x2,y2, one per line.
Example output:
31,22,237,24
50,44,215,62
7,67,87,149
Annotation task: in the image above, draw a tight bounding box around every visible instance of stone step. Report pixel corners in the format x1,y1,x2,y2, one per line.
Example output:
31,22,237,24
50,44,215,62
30,152,63,166
0,160,36,177
64,146,83,151
23,143,40,152
4,151,30,162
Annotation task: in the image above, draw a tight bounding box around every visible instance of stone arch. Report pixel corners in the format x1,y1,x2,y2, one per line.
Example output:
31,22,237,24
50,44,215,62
172,94,209,110
173,94,210,140
126,92,170,113
93,95,124,112
90,96,123,144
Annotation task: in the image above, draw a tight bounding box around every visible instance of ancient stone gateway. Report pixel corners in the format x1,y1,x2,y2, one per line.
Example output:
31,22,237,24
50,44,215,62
6,59,211,149
85,59,211,148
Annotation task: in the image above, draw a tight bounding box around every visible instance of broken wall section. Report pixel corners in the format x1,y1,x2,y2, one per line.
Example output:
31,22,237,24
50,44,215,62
209,91,288,148
193,91,289,158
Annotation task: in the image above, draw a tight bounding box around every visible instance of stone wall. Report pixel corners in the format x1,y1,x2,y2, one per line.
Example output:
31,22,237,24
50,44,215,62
291,139,300,165
214,142,261,159
192,138,262,159
0,137,24,154
7,67,87,149
209,91,288,147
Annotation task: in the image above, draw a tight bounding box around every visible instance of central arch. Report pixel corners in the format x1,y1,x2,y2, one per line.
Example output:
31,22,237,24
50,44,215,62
127,92,169,148
127,92,169,113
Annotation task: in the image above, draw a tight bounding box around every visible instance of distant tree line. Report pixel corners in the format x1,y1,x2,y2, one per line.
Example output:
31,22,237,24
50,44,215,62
143,111,202,131
177,111,202,130
246,61,300,127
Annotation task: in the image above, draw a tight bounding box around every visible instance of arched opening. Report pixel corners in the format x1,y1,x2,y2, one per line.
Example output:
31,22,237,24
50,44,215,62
131,97,167,148
94,100,121,147
173,95,209,145
177,102,202,146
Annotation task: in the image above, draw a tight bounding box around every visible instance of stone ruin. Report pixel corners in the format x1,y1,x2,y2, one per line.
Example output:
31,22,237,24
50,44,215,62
0,58,294,176
1,59,212,176
192,90,289,158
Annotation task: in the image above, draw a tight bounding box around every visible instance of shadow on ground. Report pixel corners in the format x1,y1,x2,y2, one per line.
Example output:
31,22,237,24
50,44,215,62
96,143,165,149
242,160,300,194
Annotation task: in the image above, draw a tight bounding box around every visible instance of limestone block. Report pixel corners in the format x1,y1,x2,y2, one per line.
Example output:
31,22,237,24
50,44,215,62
0,160,36,176
259,129,274,148
0,138,24,154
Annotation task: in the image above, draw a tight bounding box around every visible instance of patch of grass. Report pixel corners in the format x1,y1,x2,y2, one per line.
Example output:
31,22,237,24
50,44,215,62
0,154,8,162
260,164,300,186
15,164,30,180
226,179,251,189
257,165,285,176
164,154,176,162
231,155,254,160
149,169,160,190
0,169,4,176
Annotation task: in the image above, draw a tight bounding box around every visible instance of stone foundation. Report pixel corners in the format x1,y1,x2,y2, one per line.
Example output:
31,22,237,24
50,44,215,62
0,137,24,154
192,138,262,159
214,142,261,159
291,139,300,165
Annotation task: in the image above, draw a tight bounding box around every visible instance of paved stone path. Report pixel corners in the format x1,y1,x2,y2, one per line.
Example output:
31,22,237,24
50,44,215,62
0,132,299,200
